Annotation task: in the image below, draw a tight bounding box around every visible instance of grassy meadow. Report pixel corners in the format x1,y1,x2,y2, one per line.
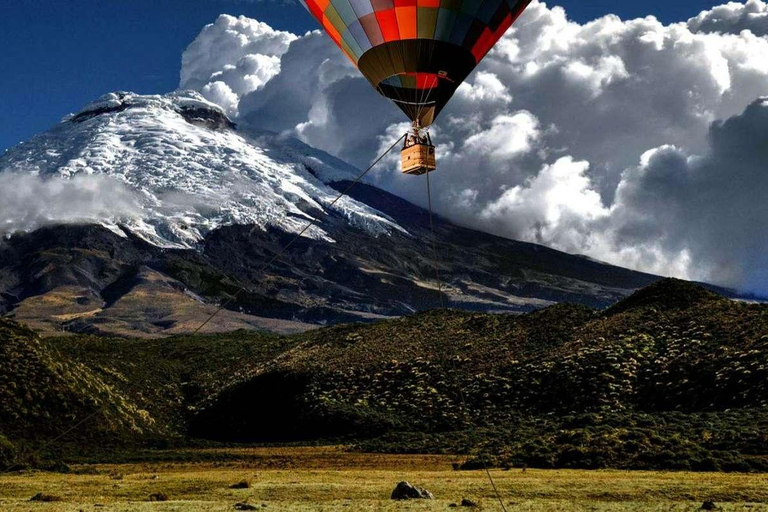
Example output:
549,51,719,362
1,447,767,511
2,282,768,510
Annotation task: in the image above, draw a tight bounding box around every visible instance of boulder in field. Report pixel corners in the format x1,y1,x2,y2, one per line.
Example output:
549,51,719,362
390,481,434,500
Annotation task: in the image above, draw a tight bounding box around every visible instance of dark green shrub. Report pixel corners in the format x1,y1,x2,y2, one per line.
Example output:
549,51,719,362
0,434,16,471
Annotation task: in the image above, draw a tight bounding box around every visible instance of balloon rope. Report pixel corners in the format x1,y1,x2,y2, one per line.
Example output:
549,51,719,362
425,166,445,309
425,167,509,512
189,132,407,336
5,133,407,473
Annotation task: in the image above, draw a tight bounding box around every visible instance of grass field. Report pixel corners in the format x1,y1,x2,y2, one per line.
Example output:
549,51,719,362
1,447,767,511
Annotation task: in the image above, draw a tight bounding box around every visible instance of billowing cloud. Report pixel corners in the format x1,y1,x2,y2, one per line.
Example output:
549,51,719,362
474,98,768,294
689,0,768,36
464,112,541,160
605,98,768,293
479,156,608,250
180,14,296,117
0,173,140,238
180,2,768,293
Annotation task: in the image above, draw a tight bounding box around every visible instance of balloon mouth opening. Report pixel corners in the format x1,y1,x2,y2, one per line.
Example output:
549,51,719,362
380,72,452,91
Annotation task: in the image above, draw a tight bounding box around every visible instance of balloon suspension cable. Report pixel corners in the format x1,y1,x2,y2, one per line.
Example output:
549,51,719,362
423,160,508,512
4,132,407,474
425,164,444,309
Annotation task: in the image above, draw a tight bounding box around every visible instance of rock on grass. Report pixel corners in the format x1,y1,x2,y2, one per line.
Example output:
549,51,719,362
391,481,434,500
30,493,62,502
148,492,168,502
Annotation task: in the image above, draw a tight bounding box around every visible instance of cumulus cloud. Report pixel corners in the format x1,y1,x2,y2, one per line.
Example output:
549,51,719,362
465,112,541,160
471,98,768,294
0,173,140,237
479,156,607,248
180,2,768,293
180,14,296,116
605,98,768,293
689,0,768,35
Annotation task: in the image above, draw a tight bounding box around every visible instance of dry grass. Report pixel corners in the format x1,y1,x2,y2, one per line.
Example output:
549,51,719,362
1,447,767,511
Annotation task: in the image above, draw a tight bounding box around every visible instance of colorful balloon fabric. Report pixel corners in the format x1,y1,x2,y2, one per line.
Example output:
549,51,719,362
298,0,532,126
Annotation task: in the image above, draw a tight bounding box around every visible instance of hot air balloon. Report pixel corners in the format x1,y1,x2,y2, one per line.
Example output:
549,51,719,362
298,0,532,175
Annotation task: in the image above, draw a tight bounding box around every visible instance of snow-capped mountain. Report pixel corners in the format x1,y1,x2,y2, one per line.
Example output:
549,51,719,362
0,91,402,248
0,91,738,336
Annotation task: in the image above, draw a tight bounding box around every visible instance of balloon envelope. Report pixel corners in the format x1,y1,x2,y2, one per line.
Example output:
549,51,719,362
299,0,532,126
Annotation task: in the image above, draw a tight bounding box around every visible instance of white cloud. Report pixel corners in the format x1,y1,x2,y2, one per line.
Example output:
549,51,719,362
180,14,296,117
0,173,140,237
464,112,540,160
603,99,768,293
455,71,513,104
200,81,240,117
180,2,768,293
480,156,607,247
472,98,768,294
689,0,768,36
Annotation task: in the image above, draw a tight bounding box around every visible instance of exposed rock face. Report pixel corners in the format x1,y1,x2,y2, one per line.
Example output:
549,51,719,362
68,91,234,130
179,106,236,130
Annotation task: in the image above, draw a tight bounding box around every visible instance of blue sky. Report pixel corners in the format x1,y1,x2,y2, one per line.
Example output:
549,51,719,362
0,0,724,153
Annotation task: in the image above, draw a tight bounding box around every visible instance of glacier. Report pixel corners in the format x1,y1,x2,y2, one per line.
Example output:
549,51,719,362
0,91,405,248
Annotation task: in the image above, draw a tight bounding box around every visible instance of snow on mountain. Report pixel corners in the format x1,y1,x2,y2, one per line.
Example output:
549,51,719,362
0,91,404,248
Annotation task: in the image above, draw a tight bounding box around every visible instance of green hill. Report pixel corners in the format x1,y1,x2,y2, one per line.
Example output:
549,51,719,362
1,279,766,471
191,279,768,471
0,319,296,468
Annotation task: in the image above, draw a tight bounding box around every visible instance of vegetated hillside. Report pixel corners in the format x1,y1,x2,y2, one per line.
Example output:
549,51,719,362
191,279,768,471
1,279,766,472
0,319,158,441
0,318,160,470
0,319,297,469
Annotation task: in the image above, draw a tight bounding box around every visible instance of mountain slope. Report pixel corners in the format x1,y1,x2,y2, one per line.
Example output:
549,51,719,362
1,281,766,471
0,91,741,335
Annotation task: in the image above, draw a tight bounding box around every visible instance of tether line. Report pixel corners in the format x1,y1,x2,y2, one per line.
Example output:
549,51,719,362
425,165,445,309
423,167,509,512
189,133,406,336
4,133,406,473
